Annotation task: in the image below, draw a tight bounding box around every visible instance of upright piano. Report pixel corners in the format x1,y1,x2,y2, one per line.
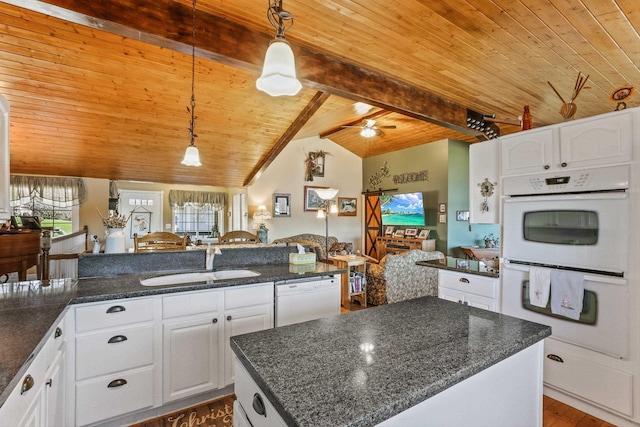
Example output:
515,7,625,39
0,231,41,281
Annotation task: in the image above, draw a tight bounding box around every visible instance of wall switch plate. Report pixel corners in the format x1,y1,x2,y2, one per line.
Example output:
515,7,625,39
252,224,257,230
165,224,171,230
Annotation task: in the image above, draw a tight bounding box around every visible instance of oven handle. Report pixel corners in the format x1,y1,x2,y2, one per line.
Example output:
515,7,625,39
504,190,628,202
503,261,627,285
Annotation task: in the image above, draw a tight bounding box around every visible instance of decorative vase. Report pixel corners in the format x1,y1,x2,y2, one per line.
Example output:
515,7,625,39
104,228,126,253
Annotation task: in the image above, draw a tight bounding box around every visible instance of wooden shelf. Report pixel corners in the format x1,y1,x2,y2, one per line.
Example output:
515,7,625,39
332,255,367,309
375,236,436,259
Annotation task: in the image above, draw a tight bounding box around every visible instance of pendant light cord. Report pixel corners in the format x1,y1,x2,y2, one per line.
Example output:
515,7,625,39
189,0,197,146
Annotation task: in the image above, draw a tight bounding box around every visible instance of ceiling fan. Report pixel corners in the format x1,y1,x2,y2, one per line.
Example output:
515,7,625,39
341,118,397,137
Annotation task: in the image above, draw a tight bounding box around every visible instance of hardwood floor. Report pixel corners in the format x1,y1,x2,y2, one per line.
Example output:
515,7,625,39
544,396,615,427
341,304,616,427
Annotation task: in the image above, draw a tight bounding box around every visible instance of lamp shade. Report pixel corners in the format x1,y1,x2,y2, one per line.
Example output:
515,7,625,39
314,188,339,200
253,205,272,222
181,145,201,166
256,39,302,97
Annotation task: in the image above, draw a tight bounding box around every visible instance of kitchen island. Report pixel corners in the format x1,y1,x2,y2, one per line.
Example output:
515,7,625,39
231,296,551,426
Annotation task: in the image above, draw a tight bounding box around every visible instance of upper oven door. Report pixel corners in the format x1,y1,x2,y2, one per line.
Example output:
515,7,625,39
503,191,629,275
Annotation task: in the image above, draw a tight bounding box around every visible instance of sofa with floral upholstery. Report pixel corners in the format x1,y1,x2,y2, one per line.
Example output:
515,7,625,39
366,249,444,305
272,233,340,262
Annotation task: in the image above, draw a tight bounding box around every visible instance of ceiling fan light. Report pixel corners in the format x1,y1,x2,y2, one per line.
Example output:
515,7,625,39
181,145,201,166
360,127,377,138
256,39,302,97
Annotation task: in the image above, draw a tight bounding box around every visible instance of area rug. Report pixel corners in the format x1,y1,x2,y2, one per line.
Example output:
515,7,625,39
130,394,235,427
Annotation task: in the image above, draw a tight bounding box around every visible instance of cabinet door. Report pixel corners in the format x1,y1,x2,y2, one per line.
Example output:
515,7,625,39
163,315,222,402
464,293,497,312
559,111,633,169
438,287,465,304
469,139,500,223
501,128,554,175
44,350,65,427
223,305,272,386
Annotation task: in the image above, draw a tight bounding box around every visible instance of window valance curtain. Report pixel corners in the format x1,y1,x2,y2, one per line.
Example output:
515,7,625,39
10,175,88,208
169,190,227,210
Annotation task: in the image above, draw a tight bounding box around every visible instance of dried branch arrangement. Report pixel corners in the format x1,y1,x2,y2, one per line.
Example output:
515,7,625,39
97,209,131,228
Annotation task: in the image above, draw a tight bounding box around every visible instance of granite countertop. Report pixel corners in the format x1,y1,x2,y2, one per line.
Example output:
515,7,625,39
231,297,550,427
0,262,344,406
417,256,500,278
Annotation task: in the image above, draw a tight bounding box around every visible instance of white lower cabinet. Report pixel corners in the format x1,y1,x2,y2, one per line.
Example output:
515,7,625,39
438,270,499,312
0,316,67,427
73,297,158,426
162,282,274,401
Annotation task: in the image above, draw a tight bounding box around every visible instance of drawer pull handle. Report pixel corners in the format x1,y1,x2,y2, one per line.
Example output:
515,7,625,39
54,327,62,339
106,305,126,314
46,379,53,388
20,375,34,395
547,354,564,363
252,393,266,416
544,165,550,170
227,315,232,321
108,335,128,344
108,379,128,388
212,318,218,323
561,162,568,168
459,278,469,283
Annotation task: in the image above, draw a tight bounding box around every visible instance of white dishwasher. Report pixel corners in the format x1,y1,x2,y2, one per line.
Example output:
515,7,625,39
275,276,341,327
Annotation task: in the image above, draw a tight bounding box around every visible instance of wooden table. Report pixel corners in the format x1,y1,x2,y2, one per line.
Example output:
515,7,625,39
332,255,367,309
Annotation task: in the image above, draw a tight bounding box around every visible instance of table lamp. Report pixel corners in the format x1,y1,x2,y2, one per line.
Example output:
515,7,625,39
253,205,272,243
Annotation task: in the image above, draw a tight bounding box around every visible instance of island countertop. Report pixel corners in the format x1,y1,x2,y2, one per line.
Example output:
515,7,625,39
0,262,344,406
231,296,551,427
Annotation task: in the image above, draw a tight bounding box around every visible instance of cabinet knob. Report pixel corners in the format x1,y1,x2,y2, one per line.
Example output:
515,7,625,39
544,165,550,170
107,379,128,388
561,162,568,167
459,277,469,283
212,318,218,323
46,379,53,388
227,315,232,321
20,375,34,395
458,300,462,304
54,327,62,339
107,335,128,344
463,301,468,305
106,305,126,314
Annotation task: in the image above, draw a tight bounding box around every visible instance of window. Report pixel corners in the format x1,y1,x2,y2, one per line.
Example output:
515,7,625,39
10,176,86,235
169,190,227,240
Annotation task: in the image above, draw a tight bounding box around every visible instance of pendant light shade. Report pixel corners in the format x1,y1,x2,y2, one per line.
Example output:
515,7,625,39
181,145,201,166
256,39,301,96
257,0,301,97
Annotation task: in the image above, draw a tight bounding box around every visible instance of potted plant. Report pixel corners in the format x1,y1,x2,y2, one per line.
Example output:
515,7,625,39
483,234,500,248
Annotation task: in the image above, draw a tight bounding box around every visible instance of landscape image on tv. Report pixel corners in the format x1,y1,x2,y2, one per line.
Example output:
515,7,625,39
381,192,425,226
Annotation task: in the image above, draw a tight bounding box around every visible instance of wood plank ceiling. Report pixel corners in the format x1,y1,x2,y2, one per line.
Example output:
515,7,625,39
1,0,639,187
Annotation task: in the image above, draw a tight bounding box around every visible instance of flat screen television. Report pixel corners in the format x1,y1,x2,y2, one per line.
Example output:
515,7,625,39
381,192,426,227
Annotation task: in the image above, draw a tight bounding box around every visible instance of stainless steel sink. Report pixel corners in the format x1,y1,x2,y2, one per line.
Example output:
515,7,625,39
140,270,260,287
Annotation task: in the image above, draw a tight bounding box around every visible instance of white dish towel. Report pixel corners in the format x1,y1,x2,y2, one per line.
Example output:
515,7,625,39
529,267,551,308
550,270,585,320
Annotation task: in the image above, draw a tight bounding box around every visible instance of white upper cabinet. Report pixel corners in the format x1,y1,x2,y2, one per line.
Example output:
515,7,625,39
501,109,635,177
469,139,500,224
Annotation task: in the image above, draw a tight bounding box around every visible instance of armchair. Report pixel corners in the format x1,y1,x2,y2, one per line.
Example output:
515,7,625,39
366,249,444,305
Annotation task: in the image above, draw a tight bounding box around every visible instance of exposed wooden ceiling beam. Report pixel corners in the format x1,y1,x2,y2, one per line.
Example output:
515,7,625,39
243,91,331,187
18,0,487,139
319,110,391,139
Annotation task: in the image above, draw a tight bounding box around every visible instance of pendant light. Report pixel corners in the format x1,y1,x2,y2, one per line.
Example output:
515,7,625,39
256,0,302,97
181,0,202,166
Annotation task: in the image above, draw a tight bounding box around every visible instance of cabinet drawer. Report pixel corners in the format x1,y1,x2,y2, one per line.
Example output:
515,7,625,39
163,289,221,319
234,358,286,427
75,366,155,426
225,282,273,310
42,315,66,369
438,271,496,298
544,339,633,417
75,298,154,332
76,324,154,380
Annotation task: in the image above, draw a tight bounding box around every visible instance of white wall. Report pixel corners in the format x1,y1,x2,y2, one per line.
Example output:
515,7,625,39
248,136,363,251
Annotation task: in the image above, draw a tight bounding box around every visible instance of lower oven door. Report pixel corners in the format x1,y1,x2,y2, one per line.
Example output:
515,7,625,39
503,192,629,275
501,262,629,359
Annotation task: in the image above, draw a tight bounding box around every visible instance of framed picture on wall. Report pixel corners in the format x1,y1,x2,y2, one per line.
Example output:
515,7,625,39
338,197,357,216
304,186,327,211
456,210,470,221
130,211,151,238
439,203,447,213
438,213,447,224
273,193,291,217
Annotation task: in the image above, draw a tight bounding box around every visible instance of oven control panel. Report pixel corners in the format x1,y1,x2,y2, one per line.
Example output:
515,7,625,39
503,164,630,196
